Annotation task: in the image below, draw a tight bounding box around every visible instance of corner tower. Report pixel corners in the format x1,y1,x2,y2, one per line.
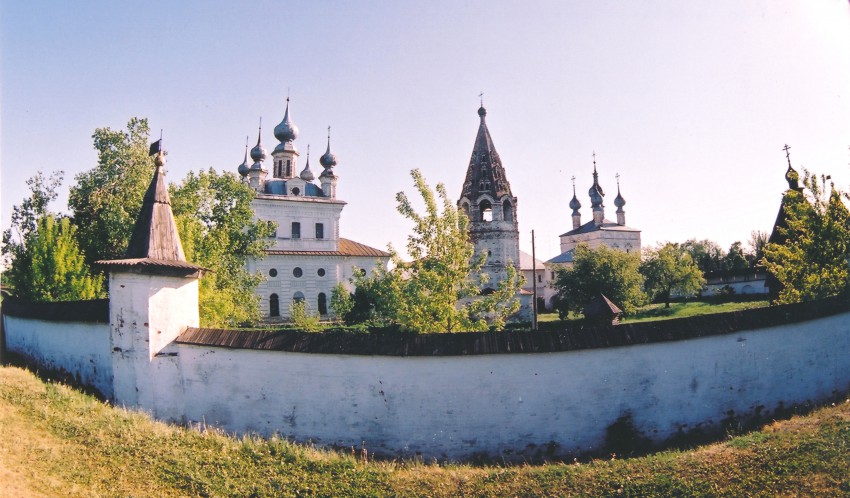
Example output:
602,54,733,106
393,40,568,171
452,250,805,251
457,104,520,290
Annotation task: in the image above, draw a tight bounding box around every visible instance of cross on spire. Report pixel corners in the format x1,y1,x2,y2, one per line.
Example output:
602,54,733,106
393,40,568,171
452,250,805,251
616,172,621,186
478,91,484,107
783,144,792,168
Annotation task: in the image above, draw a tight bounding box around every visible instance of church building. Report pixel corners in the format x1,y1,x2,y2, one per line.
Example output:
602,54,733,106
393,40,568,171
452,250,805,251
543,157,641,309
238,99,389,320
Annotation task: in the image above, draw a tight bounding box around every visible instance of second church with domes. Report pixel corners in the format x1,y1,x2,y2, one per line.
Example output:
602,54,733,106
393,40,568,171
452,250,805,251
238,98,389,320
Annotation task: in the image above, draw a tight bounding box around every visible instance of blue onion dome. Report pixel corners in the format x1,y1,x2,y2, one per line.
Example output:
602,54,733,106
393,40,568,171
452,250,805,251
300,146,315,181
589,185,603,207
319,130,337,168
569,192,581,211
478,105,487,118
274,98,299,143
250,122,267,162
237,138,250,177
614,190,626,208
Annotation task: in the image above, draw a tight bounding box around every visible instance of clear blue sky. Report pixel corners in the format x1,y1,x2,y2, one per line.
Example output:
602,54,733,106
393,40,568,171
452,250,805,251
2,1,849,260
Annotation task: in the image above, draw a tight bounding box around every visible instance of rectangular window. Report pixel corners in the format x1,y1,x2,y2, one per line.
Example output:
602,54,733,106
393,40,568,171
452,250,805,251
315,223,324,239
291,222,301,239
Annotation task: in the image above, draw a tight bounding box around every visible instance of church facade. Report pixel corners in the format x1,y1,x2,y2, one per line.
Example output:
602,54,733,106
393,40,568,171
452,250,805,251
238,99,389,320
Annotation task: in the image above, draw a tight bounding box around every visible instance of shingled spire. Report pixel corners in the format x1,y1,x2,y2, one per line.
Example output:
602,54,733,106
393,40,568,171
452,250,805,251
98,151,203,276
460,105,513,200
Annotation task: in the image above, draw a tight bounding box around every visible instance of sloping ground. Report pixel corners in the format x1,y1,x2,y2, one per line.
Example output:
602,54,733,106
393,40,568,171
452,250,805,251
2,365,850,497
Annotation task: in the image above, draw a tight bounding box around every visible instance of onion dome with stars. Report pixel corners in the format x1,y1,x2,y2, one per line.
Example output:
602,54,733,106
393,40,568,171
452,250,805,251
237,137,250,178
274,98,299,144
300,145,315,181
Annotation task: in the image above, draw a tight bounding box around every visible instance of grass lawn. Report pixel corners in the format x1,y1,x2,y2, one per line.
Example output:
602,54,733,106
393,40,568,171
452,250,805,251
537,299,770,325
2,363,850,497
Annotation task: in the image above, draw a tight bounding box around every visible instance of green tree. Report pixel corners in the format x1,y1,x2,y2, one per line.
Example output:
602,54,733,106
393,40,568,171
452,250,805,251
2,171,64,269
681,239,726,274
747,230,769,267
763,171,850,304
330,283,354,322
289,300,322,332
170,168,276,327
553,244,646,317
352,169,522,333
6,215,104,302
69,117,155,265
722,241,750,271
640,243,705,307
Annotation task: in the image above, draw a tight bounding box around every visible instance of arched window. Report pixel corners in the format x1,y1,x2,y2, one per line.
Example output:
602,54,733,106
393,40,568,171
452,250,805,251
285,159,292,177
293,291,305,303
269,293,280,317
461,202,470,218
479,200,492,222
502,200,513,221
318,293,328,315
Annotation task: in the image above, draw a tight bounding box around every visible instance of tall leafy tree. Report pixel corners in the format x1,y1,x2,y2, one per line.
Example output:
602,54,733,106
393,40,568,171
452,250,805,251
353,169,521,332
5,215,104,302
747,230,770,267
170,169,276,327
2,171,64,269
722,241,750,271
640,243,705,307
553,244,646,317
69,117,155,265
681,239,726,274
763,171,850,304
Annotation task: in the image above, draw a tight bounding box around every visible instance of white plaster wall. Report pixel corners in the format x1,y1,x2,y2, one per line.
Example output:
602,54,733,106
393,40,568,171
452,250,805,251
3,316,112,398
109,272,198,411
172,310,850,460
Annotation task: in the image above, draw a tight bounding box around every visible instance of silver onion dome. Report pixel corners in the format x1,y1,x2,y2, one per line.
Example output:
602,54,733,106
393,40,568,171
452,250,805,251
237,138,250,177
300,147,315,181
250,125,267,163
319,130,337,168
274,98,299,143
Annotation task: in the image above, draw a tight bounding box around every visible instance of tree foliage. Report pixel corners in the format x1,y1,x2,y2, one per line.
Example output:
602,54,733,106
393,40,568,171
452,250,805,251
2,171,64,269
350,169,522,332
640,243,705,307
552,244,646,317
69,118,155,265
5,215,104,302
170,169,276,327
762,171,850,304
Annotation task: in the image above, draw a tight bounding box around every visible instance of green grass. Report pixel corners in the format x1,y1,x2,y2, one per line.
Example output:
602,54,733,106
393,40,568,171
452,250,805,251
2,364,850,496
624,299,770,323
536,299,770,325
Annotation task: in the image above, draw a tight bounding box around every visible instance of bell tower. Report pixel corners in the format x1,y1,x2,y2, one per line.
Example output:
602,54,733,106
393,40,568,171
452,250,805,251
457,103,520,290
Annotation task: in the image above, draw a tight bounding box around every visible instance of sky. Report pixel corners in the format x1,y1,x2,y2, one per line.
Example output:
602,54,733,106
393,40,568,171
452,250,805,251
2,1,849,261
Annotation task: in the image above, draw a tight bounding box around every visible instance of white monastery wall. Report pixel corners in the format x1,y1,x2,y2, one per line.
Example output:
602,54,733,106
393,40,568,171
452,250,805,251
3,315,112,398
169,310,850,460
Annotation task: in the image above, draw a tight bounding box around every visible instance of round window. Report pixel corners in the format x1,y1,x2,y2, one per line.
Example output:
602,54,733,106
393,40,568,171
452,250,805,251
268,268,278,277
293,267,303,278
291,187,300,196
317,268,326,277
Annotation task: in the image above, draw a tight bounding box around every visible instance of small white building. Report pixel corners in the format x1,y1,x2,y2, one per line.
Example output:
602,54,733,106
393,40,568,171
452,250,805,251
238,99,389,320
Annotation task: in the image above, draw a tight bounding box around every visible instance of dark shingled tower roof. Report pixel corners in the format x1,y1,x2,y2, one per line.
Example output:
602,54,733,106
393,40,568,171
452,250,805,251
460,105,513,200
97,159,204,276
